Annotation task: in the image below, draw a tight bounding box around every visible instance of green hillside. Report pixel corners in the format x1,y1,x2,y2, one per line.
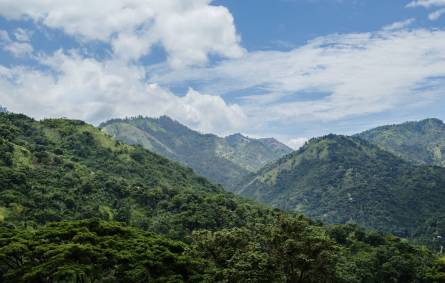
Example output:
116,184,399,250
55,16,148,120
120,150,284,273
0,113,443,282
357,118,445,166
100,116,292,189
0,113,271,239
239,134,445,248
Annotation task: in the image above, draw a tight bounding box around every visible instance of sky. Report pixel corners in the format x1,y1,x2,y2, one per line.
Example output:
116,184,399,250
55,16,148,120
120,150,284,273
1,0,445,148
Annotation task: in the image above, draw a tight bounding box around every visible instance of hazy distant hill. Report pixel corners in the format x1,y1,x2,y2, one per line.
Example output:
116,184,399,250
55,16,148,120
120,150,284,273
239,134,445,244
100,116,292,189
357,118,445,167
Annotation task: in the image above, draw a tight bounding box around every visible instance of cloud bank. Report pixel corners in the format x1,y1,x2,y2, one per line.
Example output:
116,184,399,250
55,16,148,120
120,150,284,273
0,0,445,140
0,0,244,67
0,50,246,135
154,29,445,127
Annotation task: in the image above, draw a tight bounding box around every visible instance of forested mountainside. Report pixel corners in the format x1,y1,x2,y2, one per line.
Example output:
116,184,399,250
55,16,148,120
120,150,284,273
239,134,445,248
357,118,445,167
100,116,292,189
1,113,444,282
0,113,269,239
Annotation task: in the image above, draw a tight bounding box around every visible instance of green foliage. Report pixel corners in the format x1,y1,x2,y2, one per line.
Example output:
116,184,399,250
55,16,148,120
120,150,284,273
357,118,445,166
240,134,445,249
191,215,338,283
100,116,292,189
0,219,205,282
190,217,438,283
328,224,437,282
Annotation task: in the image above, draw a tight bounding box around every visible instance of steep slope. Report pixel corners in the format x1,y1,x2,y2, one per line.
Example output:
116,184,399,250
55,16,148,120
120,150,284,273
100,116,292,189
0,113,271,239
357,118,445,166
239,134,445,240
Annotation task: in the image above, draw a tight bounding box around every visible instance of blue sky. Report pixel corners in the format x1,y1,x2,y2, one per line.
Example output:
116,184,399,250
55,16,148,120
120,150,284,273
1,0,445,148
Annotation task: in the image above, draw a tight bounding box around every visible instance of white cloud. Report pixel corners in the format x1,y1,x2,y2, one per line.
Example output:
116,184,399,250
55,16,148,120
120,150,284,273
0,29,33,57
169,88,247,133
152,29,445,125
407,0,445,20
407,0,445,8
155,4,244,67
382,18,415,31
0,1,444,140
287,137,308,150
13,28,32,42
0,50,246,135
0,0,244,67
111,31,157,62
3,42,33,57
428,8,445,20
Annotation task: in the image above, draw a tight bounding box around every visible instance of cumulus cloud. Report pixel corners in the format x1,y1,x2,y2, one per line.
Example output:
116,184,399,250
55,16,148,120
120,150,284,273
407,0,445,20
0,0,444,142
0,50,246,135
152,29,445,125
0,1,246,134
0,0,244,67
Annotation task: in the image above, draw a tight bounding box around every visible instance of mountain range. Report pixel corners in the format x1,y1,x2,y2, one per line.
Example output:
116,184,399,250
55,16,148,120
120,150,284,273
237,119,445,248
2,112,440,281
97,116,445,247
100,116,292,189
0,113,268,238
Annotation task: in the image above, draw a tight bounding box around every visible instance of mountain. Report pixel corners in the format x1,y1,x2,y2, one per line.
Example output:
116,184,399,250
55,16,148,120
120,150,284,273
0,106,7,113
239,134,445,245
100,116,292,189
0,112,271,239
1,112,441,282
357,118,445,167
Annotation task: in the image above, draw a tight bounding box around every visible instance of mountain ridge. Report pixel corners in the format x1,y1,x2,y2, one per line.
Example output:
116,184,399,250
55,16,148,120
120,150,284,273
238,134,445,247
356,118,445,167
100,115,292,189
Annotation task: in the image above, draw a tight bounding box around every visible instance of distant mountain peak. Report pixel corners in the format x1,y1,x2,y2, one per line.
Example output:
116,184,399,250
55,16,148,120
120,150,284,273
419,118,444,126
225,133,250,143
158,115,177,123
226,133,245,138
